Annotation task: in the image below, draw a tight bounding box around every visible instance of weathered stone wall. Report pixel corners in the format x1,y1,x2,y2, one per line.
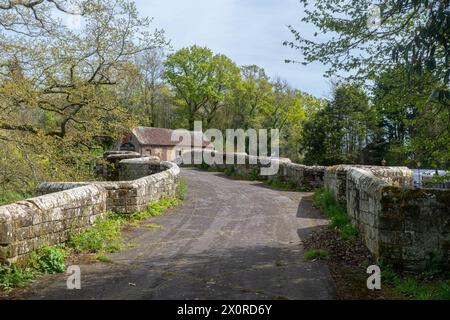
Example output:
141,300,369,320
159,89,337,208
0,185,107,264
182,150,325,190
345,167,449,271
181,149,448,271
324,166,350,205
103,161,180,214
97,151,142,181
1,159,180,264
38,160,180,214
346,168,387,257
118,158,168,181
378,187,450,271
324,165,413,206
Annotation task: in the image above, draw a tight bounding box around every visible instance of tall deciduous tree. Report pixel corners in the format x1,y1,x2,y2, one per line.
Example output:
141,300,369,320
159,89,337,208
285,0,449,100
372,67,449,167
0,0,167,194
164,45,240,130
300,84,374,165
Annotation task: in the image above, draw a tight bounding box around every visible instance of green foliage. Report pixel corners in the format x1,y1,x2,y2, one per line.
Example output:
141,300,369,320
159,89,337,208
0,191,31,206
223,166,235,177
0,265,36,290
68,198,180,256
69,216,124,253
199,162,211,170
265,179,298,191
1,197,182,291
301,84,375,165
285,0,449,95
130,198,179,221
165,45,240,129
248,169,259,181
304,249,329,261
381,264,450,300
313,188,357,240
29,246,66,274
424,253,450,278
1,245,67,290
372,67,449,168
0,0,166,196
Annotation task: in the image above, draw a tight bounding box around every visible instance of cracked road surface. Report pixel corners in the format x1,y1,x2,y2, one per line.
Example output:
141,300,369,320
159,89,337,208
16,168,336,300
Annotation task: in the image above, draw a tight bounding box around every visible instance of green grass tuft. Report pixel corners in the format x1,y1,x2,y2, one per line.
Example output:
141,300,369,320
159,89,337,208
304,249,329,261
176,178,188,200
381,263,450,300
96,254,114,264
313,188,357,240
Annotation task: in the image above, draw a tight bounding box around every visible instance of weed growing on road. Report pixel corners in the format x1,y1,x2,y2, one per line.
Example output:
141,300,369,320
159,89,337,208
304,249,329,261
177,178,188,200
275,260,288,267
96,254,114,264
144,223,162,229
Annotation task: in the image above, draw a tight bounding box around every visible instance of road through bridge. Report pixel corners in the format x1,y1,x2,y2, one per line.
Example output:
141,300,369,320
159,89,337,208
15,168,336,300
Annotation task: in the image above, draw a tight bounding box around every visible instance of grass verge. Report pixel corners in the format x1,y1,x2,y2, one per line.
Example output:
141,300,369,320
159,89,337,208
69,198,180,255
0,246,67,290
381,264,450,300
310,188,449,300
313,188,357,240
1,195,183,291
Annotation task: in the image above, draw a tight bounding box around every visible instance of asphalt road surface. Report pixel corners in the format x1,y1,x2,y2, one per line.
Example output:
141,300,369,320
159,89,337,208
14,168,336,300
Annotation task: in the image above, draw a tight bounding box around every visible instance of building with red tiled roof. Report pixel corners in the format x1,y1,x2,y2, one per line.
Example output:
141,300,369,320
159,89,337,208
117,127,213,161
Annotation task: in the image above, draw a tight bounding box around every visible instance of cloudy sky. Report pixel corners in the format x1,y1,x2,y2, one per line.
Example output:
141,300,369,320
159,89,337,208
134,0,332,98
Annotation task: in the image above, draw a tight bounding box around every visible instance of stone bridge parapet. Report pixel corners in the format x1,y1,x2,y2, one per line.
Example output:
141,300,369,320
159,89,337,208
0,157,180,264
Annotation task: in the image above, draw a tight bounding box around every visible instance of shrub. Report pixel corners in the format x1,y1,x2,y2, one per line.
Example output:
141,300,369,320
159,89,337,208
266,178,298,191
30,245,66,274
0,265,35,290
70,217,123,253
1,246,66,290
